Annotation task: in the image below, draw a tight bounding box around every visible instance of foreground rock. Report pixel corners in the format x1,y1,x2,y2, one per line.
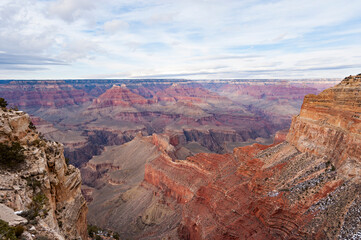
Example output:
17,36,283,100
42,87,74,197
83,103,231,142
0,108,87,239
0,204,28,226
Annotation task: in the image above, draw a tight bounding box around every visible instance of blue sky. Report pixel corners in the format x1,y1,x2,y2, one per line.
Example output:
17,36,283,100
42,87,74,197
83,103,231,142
0,0,361,79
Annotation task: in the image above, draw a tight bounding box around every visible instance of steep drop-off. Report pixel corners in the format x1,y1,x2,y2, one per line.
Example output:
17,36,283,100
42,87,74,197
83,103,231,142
143,74,361,239
0,108,87,239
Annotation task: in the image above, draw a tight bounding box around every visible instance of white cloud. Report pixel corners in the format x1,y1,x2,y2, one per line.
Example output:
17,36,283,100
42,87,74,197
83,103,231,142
104,19,129,34
48,0,95,22
1,0,361,79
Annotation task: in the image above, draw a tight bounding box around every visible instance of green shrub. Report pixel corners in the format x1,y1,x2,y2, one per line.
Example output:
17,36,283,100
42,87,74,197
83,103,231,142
19,208,38,221
0,142,25,168
0,98,7,108
0,219,17,240
26,177,42,192
14,225,24,237
29,122,36,130
87,225,99,238
113,232,120,240
331,164,336,171
19,193,48,221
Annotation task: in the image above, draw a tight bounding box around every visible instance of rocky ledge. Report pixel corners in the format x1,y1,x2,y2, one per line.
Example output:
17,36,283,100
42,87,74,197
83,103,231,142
0,108,87,239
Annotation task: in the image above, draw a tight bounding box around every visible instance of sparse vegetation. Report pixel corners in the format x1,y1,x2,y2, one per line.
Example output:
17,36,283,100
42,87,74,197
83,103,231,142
35,236,51,240
88,225,99,238
10,106,19,111
0,142,25,168
113,232,120,240
0,98,7,108
331,164,336,171
26,177,42,192
29,121,36,130
0,219,23,240
87,224,120,240
19,192,48,222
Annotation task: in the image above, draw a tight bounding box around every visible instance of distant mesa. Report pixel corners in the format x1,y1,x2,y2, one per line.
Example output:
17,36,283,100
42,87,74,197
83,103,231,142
91,84,149,107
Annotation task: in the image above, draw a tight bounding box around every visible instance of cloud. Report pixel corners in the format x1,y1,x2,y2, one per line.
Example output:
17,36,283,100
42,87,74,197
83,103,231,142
48,0,95,22
1,0,361,79
0,53,66,65
104,19,129,34
0,52,67,73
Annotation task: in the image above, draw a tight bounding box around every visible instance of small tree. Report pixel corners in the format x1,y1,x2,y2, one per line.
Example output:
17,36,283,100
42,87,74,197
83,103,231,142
0,98,8,108
29,121,37,130
0,142,25,168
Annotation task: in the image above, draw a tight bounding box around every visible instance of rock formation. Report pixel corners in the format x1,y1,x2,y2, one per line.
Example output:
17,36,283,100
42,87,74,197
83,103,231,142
142,74,361,239
0,108,87,239
91,85,149,108
0,79,337,169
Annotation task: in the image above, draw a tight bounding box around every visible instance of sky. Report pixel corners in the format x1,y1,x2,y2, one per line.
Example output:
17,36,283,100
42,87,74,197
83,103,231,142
0,0,361,80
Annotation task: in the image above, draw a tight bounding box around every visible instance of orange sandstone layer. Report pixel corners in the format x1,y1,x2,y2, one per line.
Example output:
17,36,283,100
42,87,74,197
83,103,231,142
144,74,361,239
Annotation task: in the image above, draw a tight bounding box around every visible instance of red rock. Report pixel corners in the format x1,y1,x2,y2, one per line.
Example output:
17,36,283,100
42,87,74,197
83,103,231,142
0,81,91,108
91,85,149,107
144,75,361,240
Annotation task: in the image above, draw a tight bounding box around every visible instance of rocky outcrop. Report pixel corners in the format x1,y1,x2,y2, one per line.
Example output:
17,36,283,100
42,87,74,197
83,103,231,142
91,85,149,108
287,74,361,163
0,204,28,226
143,74,361,239
0,108,87,239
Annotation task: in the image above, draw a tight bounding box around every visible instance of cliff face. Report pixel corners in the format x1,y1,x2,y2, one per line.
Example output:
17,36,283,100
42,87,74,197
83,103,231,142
143,75,361,239
0,108,87,239
288,74,361,163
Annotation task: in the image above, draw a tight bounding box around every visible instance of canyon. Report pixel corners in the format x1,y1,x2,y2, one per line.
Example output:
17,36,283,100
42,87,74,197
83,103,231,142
78,74,360,239
0,78,337,168
2,76,354,239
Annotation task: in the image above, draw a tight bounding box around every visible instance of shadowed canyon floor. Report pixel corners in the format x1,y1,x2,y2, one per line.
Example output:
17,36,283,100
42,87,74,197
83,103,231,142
80,75,360,239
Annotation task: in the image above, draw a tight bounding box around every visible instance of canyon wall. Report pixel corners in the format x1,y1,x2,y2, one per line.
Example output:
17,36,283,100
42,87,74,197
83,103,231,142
142,74,361,239
0,79,337,168
0,108,87,239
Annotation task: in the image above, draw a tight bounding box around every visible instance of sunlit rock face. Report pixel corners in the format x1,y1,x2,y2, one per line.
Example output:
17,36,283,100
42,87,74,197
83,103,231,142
0,108,87,240
288,74,361,162
141,75,361,240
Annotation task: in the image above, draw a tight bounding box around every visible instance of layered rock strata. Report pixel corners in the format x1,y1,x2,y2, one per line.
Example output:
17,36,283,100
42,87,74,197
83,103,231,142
144,74,361,239
0,108,87,239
